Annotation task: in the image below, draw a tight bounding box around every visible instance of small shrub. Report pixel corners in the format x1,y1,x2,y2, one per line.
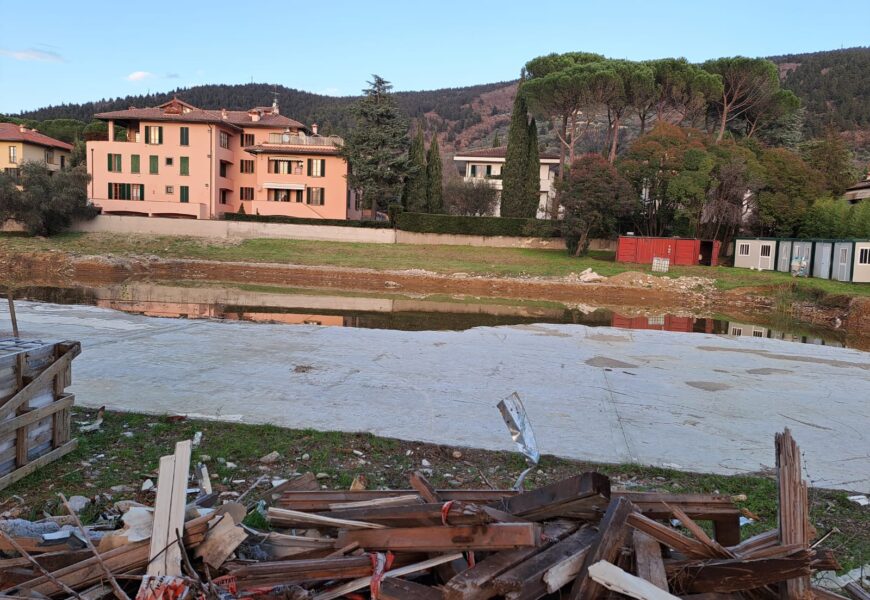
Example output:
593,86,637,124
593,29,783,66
223,213,392,229
396,212,560,237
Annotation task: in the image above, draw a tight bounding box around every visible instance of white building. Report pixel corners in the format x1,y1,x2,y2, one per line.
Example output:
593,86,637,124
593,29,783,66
453,147,560,218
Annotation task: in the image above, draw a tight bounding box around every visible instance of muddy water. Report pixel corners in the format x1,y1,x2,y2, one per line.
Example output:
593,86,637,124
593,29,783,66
7,281,850,348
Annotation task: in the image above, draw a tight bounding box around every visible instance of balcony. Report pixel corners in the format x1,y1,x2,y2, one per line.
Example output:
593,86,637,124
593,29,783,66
265,133,344,148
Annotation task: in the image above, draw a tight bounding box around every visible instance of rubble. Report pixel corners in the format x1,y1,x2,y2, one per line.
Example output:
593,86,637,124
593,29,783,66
0,428,855,599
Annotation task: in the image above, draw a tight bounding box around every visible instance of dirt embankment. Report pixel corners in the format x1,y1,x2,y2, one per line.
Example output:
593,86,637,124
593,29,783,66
2,249,867,343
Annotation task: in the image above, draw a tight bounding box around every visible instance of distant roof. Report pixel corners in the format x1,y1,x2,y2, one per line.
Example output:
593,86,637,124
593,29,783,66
0,122,74,150
94,98,305,130
453,145,560,161
844,179,870,203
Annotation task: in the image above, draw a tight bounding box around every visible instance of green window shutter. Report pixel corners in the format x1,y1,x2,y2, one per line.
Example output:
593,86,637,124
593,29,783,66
108,182,113,199
307,159,312,176
140,184,145,200
150,155,158,174
107,154,113,171
180,186,189,203
180,127,189,146
131,154,140,173
158,127,163,144
321,159,325,177
115,154,122,172
145,127,150,144
180,156,189,176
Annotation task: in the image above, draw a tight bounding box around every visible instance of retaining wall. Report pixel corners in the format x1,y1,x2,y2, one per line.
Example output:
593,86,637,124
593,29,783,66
62,215,616,251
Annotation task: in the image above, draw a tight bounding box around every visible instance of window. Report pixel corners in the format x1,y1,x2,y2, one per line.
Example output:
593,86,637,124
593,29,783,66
307,158,325,177
131,154,140,174
860,248,870,265
107,153,122,172
307,187,324,206
108,182,144,201
165,157,174,166
180,127,189,146
8,146,17,164
760,245,772,258
269,132,285,144
44,149,54,164
267,189,303,202
149,155,159,174
470,165,477,177
240,159,254,173
219,162,228,177
165,185,174,195
485,165,492,177
240,187,254,200
730,327,743,336
180,156,189,176
4,168,20,182
738,243,750,256
180,186,189,203
269,159,296,174
220,189,229,205
752,329,765,338
145,126,163,145
242,133,255,146
60,155,65,169
219,131,230,149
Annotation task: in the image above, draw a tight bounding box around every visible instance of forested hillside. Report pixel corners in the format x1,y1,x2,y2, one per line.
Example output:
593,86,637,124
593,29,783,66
770,47,870,135
6,47,869,157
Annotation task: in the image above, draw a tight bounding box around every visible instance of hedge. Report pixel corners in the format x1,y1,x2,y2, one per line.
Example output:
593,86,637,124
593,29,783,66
396,212,560,238
223,211,560,238
223,212,392,229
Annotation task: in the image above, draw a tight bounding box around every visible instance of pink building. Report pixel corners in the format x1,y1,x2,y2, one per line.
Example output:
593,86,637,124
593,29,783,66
86,98,351,219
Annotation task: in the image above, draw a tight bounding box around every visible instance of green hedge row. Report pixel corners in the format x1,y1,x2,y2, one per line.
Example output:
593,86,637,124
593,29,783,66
223,212,392,229
223,211,560,238
395,212,561,238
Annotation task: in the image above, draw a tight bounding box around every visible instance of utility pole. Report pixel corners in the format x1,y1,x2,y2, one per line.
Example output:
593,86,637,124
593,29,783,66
7,291,18,337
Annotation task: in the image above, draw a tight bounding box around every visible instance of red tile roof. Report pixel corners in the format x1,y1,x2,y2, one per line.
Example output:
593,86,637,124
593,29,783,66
94,99,305,130
454,145,560,160
0,122,74,150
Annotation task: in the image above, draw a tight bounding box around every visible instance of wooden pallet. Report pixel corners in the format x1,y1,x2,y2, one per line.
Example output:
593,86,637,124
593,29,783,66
0,338,80,491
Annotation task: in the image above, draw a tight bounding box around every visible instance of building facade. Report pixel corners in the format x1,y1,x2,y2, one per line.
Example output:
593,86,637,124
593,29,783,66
86,98,350,219
452,147,559,218
0,123,73,183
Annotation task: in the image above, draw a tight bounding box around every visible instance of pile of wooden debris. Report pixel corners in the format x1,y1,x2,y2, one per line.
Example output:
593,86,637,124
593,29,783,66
0,429,861,600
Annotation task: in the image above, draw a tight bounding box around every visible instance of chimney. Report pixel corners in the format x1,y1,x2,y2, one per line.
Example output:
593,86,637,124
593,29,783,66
19,124,27,133
221,108,228,120
311,123,318,136
272,98,279,115
249,109,260,122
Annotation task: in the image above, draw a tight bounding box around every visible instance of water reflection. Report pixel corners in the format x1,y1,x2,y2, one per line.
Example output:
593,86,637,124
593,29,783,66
9,283,847,348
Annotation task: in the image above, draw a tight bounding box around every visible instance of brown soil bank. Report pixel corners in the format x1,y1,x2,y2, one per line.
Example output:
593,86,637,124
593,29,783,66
3,249,868,346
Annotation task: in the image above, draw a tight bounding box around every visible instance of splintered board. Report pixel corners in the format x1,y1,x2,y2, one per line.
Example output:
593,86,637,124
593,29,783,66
0,338,80,490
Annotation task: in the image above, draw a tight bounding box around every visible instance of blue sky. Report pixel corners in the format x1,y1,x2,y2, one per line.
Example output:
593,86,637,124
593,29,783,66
1,0,866,115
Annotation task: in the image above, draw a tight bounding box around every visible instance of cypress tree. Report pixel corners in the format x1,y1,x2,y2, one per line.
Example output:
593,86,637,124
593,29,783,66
521,117,541,218
492,132,501,147
402,127,427,212
426,136,443,213
501,87,531,217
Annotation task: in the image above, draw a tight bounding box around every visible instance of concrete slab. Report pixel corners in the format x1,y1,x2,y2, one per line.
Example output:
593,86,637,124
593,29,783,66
3,301,868,492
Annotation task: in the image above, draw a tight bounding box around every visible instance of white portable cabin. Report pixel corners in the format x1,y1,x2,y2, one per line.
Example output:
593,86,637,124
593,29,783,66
832,241,853,282
776,240,792,272
853,241,870,283
734,238,777,270
812,241,835,280
789,240,813,277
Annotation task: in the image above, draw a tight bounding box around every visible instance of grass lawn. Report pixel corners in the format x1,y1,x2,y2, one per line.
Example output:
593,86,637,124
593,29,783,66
3,408,866,573
2,232,868,298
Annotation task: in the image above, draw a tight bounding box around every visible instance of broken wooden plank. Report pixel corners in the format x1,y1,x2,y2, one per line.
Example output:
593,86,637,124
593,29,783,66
492,525,596,597
267,506,387,530
336,523,541,553
313,553,463,600
627,512,716,559
321,501,494,528
587,560,681,599
633,530,668,591
410,471,441,503
277,489,515,511
442,520,578,600
380,577,444,600
489,472,610,521
844,583,870,600
145,439,191,577
777,428,812,600
193,514,248,569
667,553,813,594
569,496,636,600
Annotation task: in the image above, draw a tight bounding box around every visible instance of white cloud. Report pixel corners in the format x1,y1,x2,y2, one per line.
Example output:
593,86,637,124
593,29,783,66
0,48,64,62
126,70,156,82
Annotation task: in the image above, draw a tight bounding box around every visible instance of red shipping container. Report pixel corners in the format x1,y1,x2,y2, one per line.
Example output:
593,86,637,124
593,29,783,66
616,236,720,266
